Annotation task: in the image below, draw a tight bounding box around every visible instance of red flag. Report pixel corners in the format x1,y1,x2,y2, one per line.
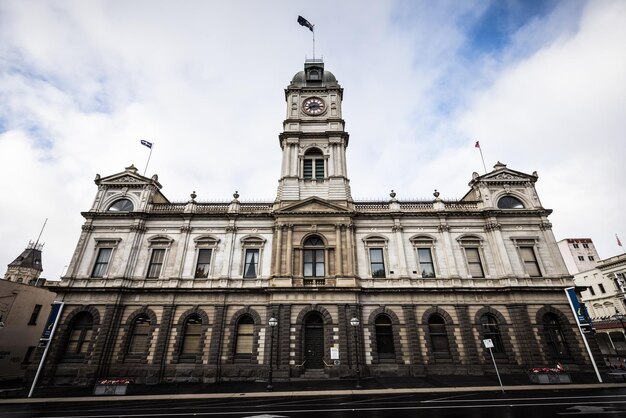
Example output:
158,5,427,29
618,234,623,247
475,141,480,148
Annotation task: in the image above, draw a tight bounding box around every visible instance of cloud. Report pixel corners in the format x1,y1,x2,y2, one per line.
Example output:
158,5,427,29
0,0,624,280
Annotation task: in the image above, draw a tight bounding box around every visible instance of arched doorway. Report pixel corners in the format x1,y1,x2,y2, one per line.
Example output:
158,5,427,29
304,312,325,369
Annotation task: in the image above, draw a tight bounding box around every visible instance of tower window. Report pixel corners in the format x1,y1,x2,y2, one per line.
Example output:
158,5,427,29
303,149,325,180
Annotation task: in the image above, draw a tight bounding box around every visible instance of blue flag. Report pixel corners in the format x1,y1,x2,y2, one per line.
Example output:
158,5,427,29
298,16,314,32
140,140,153,149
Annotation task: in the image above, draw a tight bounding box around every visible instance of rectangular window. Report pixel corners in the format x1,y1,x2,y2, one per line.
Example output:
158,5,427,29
146,249,166,278
520,246,541,277
303,159,313,178
67,328,93,354
599,283,606,293
464,248,485,278
588,256,595,261
243,249,259,278
92,248,112,278
315,160,324,179
28,304,42,325
304,249,324,277
417,248,435,278
369,248,386,278
589,286,595,296
573,244,579,248
181,323,202,355
578,256,585,261
583,243,589,248
235,324,254,356
194,249,212,278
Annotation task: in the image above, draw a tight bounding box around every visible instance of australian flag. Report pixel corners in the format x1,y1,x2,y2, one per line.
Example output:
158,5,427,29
298,16,314,32
140,140,153,149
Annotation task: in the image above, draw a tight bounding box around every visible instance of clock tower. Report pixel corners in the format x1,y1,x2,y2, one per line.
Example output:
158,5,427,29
275,59,352,205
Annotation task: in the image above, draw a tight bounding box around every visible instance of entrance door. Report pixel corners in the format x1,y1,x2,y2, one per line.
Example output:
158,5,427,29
304,313,324,369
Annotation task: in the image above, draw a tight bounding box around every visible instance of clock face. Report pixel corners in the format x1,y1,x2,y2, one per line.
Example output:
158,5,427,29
302,97,326,116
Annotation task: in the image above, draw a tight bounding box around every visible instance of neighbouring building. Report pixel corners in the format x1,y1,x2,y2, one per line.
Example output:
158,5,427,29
557,238,601,274
38,59,601,388
1,243,56,382
574,253,626,358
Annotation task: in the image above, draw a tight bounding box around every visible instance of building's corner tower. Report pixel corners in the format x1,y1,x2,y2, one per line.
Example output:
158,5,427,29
3,242,44,286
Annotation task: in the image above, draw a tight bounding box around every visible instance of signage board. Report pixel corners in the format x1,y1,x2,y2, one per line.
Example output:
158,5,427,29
565,287,591,326
483,339,494,348
41,302,63,340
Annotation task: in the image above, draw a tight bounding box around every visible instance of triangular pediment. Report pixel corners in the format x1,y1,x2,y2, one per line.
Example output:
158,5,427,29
470,162,538,185
96,165,162,189
274,197,352,214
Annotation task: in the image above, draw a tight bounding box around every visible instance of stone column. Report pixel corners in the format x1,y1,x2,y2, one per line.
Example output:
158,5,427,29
286,225,293,276
455,305,480,368
507,304,542,367
154,304,175,383
438,221,458,277
393,224,408,277
346,224,355,276
335,224,343,276
273,225,283,276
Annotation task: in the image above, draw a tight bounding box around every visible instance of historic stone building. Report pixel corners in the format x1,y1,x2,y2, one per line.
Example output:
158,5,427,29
40,60,600,386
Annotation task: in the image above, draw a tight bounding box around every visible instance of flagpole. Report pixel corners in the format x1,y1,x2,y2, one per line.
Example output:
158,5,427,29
479,146,487,174
143,143,153,176
475,141,487,174
312,26,315,59
618,234,625,254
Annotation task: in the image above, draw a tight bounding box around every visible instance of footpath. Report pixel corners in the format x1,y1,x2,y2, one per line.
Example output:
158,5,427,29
1,373,625,404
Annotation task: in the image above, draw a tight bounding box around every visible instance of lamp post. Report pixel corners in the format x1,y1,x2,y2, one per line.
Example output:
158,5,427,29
267,316,278,391
350,317,362,389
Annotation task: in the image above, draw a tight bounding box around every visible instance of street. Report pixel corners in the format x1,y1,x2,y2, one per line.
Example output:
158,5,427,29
2,388,626,417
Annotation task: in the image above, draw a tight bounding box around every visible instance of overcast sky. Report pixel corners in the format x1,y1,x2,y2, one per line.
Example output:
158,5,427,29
1,0,625,280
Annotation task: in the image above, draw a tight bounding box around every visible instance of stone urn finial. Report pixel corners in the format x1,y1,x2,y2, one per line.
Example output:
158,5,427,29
390,190,396,199
233,191,240,200
433,189,440,198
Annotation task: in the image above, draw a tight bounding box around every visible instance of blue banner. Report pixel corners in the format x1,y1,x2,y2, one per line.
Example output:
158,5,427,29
41,302,63,340
565,287,590,326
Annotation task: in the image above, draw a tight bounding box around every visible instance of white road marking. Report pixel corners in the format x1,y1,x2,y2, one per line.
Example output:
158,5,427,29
34,399,626,418
424,394,626,403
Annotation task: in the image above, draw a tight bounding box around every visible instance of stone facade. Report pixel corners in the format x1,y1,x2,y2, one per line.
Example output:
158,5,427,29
39,60,601,387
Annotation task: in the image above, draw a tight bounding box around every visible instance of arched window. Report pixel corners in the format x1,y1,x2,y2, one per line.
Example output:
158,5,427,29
303,235,325,278
108,198,134,212
303,148,324,180
480,314,504,353
543,313,570,359
128,315,151,355
497,196,524,209
64,312,94,358
375,315,395,360
235,315,255,360
428,314,451,358
180,315,202,361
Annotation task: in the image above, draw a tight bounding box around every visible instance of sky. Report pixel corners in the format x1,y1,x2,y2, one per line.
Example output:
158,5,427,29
1,0,625,280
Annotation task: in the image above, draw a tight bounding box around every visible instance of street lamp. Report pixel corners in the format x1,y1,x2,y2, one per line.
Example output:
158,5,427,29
350,316,362,389
267,316,278,391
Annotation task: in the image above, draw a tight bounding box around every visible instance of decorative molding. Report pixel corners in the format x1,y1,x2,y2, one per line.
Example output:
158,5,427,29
539,221,553,231
484,222,502,232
